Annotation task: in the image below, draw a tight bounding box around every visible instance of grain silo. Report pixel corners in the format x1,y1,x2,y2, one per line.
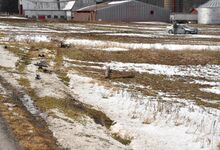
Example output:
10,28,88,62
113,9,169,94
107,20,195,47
197,0,220,24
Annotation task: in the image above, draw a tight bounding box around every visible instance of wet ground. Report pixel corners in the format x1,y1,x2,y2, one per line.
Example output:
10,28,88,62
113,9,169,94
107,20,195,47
0,118,20,150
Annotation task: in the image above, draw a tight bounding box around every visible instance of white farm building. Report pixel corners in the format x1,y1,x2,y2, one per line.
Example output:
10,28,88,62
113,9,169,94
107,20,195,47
21,0,96,20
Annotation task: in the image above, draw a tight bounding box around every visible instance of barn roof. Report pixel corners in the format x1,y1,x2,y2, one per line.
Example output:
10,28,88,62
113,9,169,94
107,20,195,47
199,0,220,8
63,1,75,10
76,0,132,11
23,0,76,11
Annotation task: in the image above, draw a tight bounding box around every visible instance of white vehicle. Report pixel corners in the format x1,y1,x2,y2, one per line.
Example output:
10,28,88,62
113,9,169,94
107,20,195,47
167,24,198,34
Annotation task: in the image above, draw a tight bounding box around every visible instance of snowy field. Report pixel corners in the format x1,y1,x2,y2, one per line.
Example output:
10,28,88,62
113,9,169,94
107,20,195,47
0,20,219,150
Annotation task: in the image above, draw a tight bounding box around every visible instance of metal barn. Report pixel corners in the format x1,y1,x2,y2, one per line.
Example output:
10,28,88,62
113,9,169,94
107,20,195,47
197,0,220,24
74,0,170,22
22,0,96,20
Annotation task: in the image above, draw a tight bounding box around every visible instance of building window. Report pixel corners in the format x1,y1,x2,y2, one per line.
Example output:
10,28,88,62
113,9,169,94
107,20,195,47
60,16,65,19
150,10,154,15
47,15,51,19
32,16,36,19
54,15,58,19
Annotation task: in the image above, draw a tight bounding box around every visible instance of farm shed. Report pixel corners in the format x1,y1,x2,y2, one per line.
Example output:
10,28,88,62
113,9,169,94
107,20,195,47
74,0,170,22
197,0,220,24
21,0,96,20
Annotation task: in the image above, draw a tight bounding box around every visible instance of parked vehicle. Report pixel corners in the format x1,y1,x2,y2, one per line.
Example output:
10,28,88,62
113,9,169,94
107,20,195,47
167,24,198,34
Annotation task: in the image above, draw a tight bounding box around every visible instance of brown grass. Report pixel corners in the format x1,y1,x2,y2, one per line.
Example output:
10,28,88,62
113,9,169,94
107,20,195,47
0,96,60,150
112,133,131,145
63,48,220,65
71,65,220,109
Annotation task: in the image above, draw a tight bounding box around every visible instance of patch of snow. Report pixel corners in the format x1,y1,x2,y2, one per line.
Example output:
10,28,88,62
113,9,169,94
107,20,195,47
64,58,220,81
192,80,220,86
102,47,129,51
201,86,220,95
64,38,220,51
26,63,67,99
63,1,75,10
192,80,220,95
47,109,127,150
0,46,19,68
108,0,130,5
2,34,51,43
20,94,41,115
106,33,156,38
16,35,51,42
0,16,27,20
67,72,220,150
191,34,220,39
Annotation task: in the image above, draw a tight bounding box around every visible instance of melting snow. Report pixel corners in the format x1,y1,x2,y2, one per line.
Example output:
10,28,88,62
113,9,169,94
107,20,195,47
102,47,129,51
67,72,220,150
65,38,220,51
0,46,19,68
26,63,67,99
64,58,220,81
63,1,75,10
14,35,50,42
108,0,130,5
47,109,126,150
201,86,220,95
0,16,27,20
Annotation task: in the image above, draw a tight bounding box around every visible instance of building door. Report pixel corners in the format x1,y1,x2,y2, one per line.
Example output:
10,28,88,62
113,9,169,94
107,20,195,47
38,15,46,20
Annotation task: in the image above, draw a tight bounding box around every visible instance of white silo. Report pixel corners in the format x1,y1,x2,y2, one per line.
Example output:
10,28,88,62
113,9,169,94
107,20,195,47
197,0,220,24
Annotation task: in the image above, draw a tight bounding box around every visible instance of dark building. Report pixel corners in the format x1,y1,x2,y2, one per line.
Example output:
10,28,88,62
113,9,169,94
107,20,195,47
182,0,208,12
163,0,208,12
0,0,19,14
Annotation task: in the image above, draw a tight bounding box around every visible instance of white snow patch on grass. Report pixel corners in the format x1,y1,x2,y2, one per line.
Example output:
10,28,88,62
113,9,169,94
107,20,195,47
201,86,220,95
192,80,220,86
102,47,129,51
191,34,220,39
106,33,157,38
21,94,41,116
64,58,220,81
192,80,220,94
67,72,220,150
64,38,220,51
47,109,127,150
0,16,27,20
26,62,67,99
108,0,130,5
0,46,19,68
13,35,51,42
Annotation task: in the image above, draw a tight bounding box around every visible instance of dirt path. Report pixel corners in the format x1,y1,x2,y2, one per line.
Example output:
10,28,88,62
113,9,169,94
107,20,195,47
0,118,20,150
0,75,61,150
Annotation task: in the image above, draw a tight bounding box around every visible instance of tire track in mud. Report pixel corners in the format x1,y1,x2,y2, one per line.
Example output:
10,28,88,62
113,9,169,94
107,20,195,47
0,117,21,150
0,74,121,148
0,75,62,150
